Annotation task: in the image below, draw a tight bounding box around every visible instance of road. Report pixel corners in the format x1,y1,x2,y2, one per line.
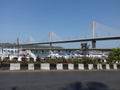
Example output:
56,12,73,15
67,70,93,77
0,70,120,90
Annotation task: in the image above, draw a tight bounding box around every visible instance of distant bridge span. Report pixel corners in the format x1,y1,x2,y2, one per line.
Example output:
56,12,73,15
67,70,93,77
28,48,113,51
19,36,120,48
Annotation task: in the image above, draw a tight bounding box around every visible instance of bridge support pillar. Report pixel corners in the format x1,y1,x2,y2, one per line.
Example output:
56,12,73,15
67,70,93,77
50,43,52,50
92,40,96,48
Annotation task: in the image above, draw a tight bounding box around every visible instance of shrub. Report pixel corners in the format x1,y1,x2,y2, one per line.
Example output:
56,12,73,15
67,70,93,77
82,56,93,64
1,60,10,64
72,58,83,64
108,48,120,63
36,56,41,62
45,58,57,64
29,57,34,62
21,57,28,64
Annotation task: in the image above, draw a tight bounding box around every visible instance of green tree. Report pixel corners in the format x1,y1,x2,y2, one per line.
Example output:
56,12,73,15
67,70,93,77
81,43,89,55
108,48,120,62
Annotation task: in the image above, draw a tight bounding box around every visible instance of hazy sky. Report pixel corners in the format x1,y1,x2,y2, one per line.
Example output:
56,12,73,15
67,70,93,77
0,0,120,48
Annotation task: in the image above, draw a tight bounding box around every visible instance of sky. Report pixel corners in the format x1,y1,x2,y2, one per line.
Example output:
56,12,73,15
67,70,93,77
0,0,120,48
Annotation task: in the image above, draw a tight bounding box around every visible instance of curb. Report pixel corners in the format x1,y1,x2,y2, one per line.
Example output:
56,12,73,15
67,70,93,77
0,63,120,71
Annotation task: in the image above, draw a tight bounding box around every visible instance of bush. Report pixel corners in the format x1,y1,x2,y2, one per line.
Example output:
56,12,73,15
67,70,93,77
108,48,120,63
21,57,28,64
82,56,93,64
1,60,10,64
45,58,57,64
29,57,34,62
36,56,41,62
44,58,71,64
72,58,83,64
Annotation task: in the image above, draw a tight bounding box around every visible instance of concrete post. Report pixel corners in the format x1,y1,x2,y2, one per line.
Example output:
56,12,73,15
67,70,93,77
92,40,96,48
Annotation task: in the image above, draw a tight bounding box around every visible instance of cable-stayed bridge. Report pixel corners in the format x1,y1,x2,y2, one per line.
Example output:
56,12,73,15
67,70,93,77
2,21,120,50
17,36,120,48
16,21,120,49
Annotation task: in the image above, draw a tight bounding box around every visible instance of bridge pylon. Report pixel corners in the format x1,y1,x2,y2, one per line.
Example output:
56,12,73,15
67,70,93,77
92,21,96,48
49,32,53,50
92,40,96,48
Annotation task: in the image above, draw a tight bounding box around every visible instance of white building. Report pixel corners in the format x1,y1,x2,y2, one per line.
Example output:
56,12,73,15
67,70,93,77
0,47,19,56
0,45,36,61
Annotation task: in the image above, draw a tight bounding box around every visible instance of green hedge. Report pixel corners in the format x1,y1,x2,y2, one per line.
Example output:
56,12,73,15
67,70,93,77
0,56,120,64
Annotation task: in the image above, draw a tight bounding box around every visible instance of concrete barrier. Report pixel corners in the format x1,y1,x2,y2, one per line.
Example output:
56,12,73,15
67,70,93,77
78,64,84,70
84,64,88,69
106,64,110,70
28,63,34,70
34,63,40,70
109,64,114,69
63,64,68,70
10,63,20,70
117,64,120,69
50,64,56,70
102,64,106,70
57,64,63,70
68,64,74,70
88,64,93,70
20,64,28,70
113,64,117,70
97,64,103,70
1,64,10,70
0,63,120,71
41,63,50,70
93,64,97,69
74,64,78,70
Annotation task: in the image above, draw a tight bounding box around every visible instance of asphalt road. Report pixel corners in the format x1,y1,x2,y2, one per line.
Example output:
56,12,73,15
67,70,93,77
0,70,120,90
